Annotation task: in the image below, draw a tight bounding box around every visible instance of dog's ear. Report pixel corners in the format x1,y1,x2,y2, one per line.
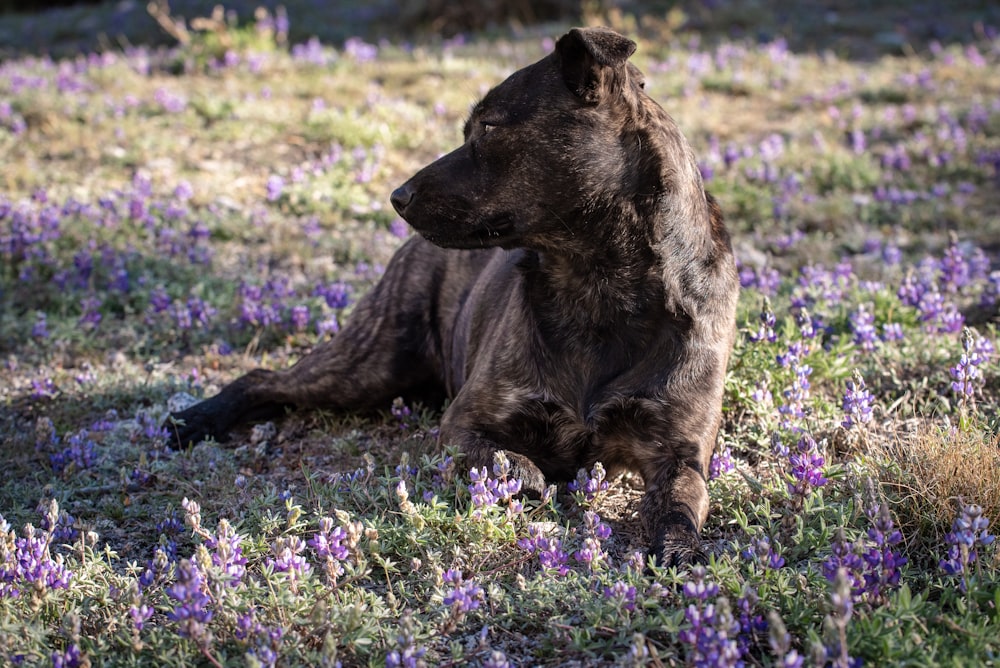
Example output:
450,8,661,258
556,27,637,103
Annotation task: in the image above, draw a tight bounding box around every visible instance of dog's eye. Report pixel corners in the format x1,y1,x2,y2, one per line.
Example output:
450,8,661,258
482,123,496,134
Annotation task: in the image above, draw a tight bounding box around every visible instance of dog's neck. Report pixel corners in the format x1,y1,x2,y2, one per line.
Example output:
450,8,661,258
519,205,670,339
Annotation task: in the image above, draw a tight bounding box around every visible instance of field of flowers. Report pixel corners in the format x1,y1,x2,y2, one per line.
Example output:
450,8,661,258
1,2,999,666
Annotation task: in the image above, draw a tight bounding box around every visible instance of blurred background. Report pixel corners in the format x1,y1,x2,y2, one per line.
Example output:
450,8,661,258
2,0,999,60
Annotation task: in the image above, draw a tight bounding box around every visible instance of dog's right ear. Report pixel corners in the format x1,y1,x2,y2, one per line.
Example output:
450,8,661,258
556,27,637,103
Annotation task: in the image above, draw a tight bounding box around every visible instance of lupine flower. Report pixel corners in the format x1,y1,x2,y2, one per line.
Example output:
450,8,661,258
709,445,736,479
795,308,820,340
31,312,48,339
602,580,638,612
748,300,778,343
51,643,83,668
849,304,878,351
518,524,570,576
939,502,995,592
0,510,73,598
139,545,174,589
767,611,804,668
344,37,378,63
268,535,311,589
679,566,743,667
49,429,97,474
442,568,483,614
950,328,992,402
824,505,906,608
827,568,856,668
166,558,213,644
742,535,785,570
841,371,874,429
467,451,524,518
265,175,284,202
777,342,812,428
881,322,904,341
568,462,609,504
573,511,611,571
391,397,414,430
385,611,426,667
205,518,247,588
785,434,827,501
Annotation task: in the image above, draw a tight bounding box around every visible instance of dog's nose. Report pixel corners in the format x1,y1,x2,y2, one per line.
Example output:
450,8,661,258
390,185,414,215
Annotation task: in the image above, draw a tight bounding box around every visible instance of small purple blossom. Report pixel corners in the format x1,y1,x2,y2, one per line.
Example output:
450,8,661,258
467,451,524,518
165,559,213,644
849,304,878,352
786,434,827,501
950,328,992,402
710,445,736,479
939,502,995,592
748,300,778,343
602,580,638,612
267,536,311,590
824,505,907,608
265,175,284,202
841,371,874,429
743,535,785,570
568,462,609,504
442,568,483,614
679,566,743,667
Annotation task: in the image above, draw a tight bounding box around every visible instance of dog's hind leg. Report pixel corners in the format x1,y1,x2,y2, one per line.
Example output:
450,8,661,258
166,238,448,447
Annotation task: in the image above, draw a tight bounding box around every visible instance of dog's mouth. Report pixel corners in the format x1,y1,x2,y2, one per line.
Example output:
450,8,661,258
416,214,518,250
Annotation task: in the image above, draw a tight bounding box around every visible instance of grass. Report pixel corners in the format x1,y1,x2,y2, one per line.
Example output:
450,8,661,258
1,1,1000,666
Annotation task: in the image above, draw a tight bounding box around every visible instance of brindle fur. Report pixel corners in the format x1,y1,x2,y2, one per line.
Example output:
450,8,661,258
167,27,739,565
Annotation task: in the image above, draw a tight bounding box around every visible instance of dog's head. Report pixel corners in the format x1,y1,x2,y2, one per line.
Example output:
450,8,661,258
391,27,682,253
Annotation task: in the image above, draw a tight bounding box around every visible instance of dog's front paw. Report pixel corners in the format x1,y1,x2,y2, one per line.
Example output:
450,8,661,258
654,532,708,568
164,402,224,448
503,451,548,499
650,521,708,569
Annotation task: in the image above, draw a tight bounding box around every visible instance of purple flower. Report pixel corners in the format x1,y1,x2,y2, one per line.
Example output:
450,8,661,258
268,536,312,584
385,612,426,667
841,371,874,429
290,304,310,331
568,462,609,504
748,300,778,343
205,519,246,587
950,328,992,401
679,566,743,667
786,434,827,500
940,503,995,592
344,37,378,63
710,445,736,479
777,342,812,428
78,295,102,329
849,304,878,352
130,592,154,632
442,568,483,614
51,643,83,668
166,559,213,643
537,537,570,573
824,505,907,608
31,312,48,339
743,535,785,570
265,175,284,202
602,581,638,612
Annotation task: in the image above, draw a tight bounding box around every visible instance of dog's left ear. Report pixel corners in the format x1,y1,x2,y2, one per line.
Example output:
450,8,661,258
556,27,637,103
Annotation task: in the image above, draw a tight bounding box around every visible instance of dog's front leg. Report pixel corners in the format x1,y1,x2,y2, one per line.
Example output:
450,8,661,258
640,447,712,567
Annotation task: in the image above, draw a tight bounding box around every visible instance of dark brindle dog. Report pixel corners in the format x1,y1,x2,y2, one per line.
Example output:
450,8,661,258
168,27,739,565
